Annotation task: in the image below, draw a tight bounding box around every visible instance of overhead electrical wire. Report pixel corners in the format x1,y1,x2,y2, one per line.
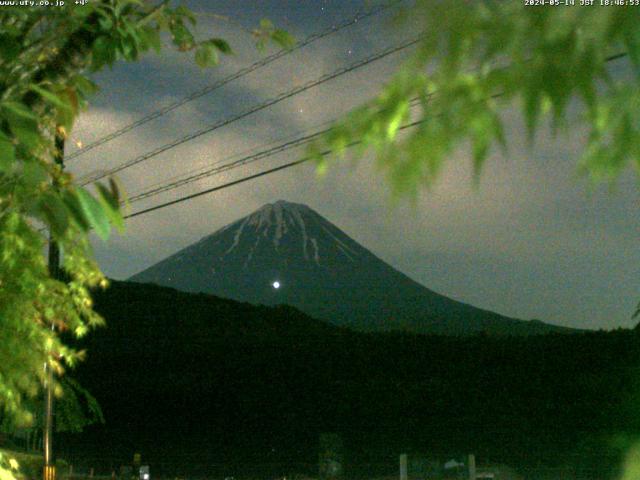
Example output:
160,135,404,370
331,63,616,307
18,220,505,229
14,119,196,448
126,99,423,204
78,34,423,186
65,0,404,163
123,48,631,220
128,131,320,202
125,116,340,200
124,114,427,220
125,151,321,219
80,37,627,188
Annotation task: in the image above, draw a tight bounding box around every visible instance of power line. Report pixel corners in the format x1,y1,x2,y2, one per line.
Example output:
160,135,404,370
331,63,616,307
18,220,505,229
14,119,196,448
65,1,403,163
128,130,322,203
80,42,627,187
125,116,427,220
123,47,630,219
126,99,423,204
125,116,339,200
124,155,311,219
99,30,627,218
79,35,422,185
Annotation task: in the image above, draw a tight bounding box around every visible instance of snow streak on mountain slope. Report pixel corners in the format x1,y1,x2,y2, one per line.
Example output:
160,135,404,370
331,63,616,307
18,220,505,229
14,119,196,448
129,200,572,335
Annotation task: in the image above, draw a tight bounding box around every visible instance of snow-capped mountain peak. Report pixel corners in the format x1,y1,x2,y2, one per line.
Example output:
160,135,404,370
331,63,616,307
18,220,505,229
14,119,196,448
130,201,569,335
215,200,358,266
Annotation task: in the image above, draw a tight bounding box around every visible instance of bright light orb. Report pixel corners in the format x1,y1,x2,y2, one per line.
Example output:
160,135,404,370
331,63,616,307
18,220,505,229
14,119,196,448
272,281,281,289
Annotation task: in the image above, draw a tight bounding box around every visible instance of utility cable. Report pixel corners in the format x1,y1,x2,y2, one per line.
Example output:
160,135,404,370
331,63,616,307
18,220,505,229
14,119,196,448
128,132,321,202
125,115,426,220
65,1,404,162
80,43,626,187
125,117,339,200
79,35,422,185
126,99,423,204
122,42,630,220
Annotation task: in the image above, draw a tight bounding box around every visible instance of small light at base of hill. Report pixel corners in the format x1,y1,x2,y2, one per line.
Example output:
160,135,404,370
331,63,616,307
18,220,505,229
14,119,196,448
272,281,280,289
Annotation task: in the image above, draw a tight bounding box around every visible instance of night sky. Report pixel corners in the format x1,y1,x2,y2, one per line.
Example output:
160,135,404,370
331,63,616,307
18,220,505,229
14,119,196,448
66,0,639,330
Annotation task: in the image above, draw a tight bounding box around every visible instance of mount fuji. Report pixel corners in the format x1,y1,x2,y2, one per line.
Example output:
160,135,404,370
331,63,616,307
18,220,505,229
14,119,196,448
129,200,570,335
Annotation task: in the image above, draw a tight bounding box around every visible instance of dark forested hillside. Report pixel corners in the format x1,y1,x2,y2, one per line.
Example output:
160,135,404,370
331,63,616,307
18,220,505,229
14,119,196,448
60,281,640,479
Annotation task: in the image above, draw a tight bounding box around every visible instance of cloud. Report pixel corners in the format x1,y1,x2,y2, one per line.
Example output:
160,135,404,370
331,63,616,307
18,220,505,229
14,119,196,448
78,0,639,330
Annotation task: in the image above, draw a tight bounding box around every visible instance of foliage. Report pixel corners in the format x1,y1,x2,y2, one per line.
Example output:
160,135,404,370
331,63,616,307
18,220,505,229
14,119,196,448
0,451,19,480
1,376,104,440
55,376,104,433
252,18,295,53
0,449,67,480
0,3,293,480
75,280,640,478
313,1,640,195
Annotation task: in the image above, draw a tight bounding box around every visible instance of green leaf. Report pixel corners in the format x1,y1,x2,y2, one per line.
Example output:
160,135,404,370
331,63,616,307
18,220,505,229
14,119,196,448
139,25,162,53
524,87,541,144
260,18,274,30
195,43,218,67
22,160,48,188
95,182,124,232
255,38,267,53
124,22,142,56
170,21,194,50
76,188,111,240
73,75,99,98
386,99,410,140
0,35,21,63
271,29,295,50
174,5,197,25
118,35,137,61
624,22,640,76
97,8,113,30
327,126,350,158
56,94,77,132
8,125,40,151
91,36,116,70
29,85,70,110
208,38,232,54
35,191,69,238
1,101,37,122
109,177,122,205
0,133,15,173
62,190,90,231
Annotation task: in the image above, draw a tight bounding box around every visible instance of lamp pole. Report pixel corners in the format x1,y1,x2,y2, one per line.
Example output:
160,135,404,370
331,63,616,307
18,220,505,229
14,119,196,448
44,129,65,480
